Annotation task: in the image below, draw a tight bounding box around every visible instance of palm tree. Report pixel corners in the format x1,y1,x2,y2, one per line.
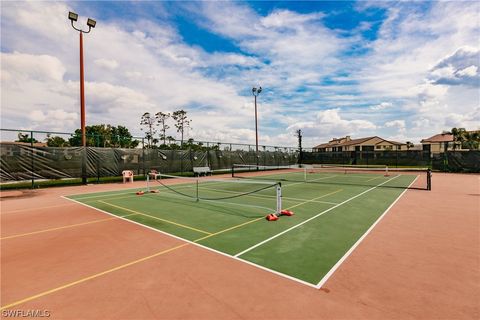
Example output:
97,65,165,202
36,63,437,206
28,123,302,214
463,131,480,150
450,127,466,150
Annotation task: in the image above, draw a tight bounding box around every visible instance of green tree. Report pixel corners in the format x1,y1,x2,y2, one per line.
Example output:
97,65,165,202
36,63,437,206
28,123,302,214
16,133,38,143
462,131,480,150
155,112,170,146
69,125,138,148
46,134,70,147
450,127,466,150
172,110,191,148
111,125,139,148
140,112,158,148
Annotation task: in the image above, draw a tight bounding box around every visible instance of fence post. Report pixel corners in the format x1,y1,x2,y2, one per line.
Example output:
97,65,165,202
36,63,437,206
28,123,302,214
96,149,100,183
142,138,145,176
30,131,34,189
396,147,399,168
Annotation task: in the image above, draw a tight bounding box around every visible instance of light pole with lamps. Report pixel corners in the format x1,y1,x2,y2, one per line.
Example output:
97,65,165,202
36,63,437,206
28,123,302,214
252,86,262,168
68,11,96,184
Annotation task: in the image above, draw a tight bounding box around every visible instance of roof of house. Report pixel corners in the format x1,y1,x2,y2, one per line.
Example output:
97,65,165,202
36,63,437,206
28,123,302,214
421,133,454,143
313,136,404,149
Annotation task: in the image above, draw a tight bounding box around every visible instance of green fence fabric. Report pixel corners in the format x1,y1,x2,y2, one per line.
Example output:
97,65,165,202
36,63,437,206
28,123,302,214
302,150,432,167
432,150,480,173
0,143,299,182
2,143,478,183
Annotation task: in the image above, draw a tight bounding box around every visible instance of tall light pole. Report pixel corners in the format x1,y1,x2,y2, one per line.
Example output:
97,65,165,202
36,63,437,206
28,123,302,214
252,86,262,168
68,11,96,184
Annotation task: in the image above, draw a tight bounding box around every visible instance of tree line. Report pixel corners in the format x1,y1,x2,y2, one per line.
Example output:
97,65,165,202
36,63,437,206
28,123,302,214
449,127,480,150
16,125,139,148
140,110,192,148
14,110,195,149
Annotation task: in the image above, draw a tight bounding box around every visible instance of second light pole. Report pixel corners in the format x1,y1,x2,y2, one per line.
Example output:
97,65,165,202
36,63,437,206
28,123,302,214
68,11,96,184
252,86,262,168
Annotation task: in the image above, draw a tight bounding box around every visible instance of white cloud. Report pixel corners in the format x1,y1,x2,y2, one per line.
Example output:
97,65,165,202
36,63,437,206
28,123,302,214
94,59,119,70
429,47,480,86
456,65,478,77
1,1,479,147
370,102,393,111
2,52,65,82
384,120,406,133
287,109,376,142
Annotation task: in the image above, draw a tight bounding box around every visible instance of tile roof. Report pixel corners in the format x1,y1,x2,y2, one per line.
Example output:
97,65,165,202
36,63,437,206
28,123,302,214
421,133,454,143
313,136,404,149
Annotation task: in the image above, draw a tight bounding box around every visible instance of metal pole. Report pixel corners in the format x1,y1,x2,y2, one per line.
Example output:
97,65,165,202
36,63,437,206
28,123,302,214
80,31,87,184
80,32,86,147
142,138,145,177
255,94,259,168
30,131,34,189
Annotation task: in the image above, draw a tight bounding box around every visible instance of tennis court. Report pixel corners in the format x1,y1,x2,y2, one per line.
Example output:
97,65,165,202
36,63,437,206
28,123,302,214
65,165,430,287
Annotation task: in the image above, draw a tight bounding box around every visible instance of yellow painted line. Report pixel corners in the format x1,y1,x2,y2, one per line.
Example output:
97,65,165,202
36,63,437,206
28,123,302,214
285,189,343,210
0,214,138,240
0,203,77,215
0,243,189,311
194,217,264,242
195,189,343,242
98,200,212,235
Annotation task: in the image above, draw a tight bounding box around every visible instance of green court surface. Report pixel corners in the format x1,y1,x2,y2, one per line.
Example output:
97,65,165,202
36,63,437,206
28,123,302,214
66,169,421,287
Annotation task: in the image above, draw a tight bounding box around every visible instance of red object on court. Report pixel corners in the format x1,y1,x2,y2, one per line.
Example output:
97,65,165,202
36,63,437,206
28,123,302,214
150,190,159,193
136,191,144,195
280,210,294,216
266,214,279,221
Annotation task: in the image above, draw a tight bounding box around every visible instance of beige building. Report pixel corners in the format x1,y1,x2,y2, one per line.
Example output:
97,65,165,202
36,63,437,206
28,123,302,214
313,136,405,152
420,133,462,153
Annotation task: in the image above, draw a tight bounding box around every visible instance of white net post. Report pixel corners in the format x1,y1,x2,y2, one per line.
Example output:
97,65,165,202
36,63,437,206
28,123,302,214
304,167,307,182
146,174,150,192
196,179,199,201
276,183,282,214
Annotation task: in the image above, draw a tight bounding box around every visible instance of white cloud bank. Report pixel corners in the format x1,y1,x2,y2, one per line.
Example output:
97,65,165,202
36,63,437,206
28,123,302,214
1,1,479,147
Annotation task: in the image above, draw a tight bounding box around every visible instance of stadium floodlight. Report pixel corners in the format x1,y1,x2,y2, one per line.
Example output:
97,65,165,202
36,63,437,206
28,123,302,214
87,18,96,28
68,11,78,22
252,86,262,168
68,11,96,184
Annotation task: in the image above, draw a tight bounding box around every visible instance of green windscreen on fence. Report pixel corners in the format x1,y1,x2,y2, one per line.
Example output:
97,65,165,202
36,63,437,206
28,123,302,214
0,143,299,182
1,140,479,183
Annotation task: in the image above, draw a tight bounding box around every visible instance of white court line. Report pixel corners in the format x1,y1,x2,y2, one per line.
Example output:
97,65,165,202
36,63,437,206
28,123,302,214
234,175,401,258
60,195,318,288
61,174,411,289
314,175,419,289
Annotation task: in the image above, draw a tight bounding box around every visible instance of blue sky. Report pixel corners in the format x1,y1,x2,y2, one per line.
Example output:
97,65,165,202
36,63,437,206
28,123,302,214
1,1,479,147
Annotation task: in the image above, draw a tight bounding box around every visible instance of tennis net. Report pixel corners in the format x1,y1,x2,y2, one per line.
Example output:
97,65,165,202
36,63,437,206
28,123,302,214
232,164,431,190
146,173,283,217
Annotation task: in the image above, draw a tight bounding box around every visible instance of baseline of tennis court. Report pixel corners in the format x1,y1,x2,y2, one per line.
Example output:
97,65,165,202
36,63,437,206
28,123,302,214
65,170,419,287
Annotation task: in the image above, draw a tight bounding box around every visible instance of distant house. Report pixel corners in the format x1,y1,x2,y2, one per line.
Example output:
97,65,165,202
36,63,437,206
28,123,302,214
420,133,459,153
312,136,405,152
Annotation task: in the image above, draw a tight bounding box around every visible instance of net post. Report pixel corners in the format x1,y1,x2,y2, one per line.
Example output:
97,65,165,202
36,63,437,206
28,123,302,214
276,182,282,214
304,166,307,182
196,179,199,201
427,169,432,191
146,174,150,192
